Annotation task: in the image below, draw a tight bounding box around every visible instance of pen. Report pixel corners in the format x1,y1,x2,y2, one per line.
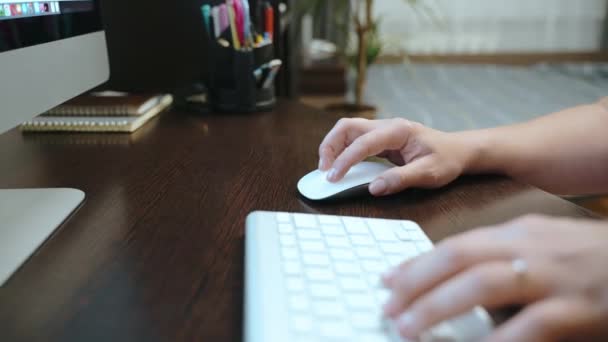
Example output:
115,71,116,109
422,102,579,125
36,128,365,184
218,4,229,33
233,0,245,47
212,6,220,38
242,0,252,46
265,3,274,42
227,0,241,50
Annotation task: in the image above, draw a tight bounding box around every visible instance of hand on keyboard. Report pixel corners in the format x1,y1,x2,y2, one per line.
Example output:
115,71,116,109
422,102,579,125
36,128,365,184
382,214,608,341
245,211,493,342
317,118,472,196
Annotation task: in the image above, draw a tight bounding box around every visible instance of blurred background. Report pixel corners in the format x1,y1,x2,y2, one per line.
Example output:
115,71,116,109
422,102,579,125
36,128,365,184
98,0,608,213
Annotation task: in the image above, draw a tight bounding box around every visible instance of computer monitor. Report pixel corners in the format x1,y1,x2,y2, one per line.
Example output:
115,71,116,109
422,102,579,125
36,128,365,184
0,0,109,285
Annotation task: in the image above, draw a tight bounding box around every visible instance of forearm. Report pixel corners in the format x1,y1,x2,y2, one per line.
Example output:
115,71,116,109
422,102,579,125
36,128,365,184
457,100,608,195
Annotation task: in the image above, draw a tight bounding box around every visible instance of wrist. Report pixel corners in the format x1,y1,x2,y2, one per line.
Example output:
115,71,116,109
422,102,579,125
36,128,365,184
451,129,500,175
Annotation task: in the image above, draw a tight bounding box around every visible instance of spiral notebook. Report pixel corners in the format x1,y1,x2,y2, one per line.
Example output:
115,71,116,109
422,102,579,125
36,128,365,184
44,91,168,117
20,94,173,133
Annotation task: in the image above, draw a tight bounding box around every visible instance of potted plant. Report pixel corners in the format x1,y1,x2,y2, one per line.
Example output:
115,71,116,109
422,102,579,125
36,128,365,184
297,0,425,112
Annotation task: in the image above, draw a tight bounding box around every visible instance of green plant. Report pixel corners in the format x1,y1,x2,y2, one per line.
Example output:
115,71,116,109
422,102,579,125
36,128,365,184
296,0,426,107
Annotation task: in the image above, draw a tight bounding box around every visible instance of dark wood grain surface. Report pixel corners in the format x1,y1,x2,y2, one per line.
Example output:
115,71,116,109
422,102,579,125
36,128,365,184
0,100,594,342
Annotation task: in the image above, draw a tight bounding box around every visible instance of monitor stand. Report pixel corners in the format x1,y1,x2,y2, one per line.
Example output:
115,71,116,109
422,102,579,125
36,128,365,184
0,188,84,286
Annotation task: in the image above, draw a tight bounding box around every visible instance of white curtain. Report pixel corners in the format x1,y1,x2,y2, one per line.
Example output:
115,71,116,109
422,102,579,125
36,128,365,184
374,0,607,54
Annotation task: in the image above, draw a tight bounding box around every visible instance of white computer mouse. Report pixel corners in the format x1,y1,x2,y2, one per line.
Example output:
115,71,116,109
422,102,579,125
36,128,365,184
297,161,393,200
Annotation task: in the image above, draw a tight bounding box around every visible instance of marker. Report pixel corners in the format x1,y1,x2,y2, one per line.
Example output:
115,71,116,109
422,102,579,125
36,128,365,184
212,6,221,38
201,5,211,37
227,0,241,50
242,0,251,45
218,4,229,33
265,3,274,42
233,0,245,47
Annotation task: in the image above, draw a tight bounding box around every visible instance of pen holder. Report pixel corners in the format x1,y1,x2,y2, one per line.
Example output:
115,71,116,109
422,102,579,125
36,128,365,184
208,41,276,113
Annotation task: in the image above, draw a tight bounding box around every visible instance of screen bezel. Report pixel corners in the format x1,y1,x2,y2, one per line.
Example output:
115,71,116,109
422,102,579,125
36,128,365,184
0,1,102,53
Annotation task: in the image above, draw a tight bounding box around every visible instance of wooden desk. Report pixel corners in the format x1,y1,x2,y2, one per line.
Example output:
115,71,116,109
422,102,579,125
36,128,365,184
0,100,593,341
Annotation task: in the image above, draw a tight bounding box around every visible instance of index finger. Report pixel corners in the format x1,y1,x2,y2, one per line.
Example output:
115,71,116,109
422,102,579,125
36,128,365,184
318,118,372,171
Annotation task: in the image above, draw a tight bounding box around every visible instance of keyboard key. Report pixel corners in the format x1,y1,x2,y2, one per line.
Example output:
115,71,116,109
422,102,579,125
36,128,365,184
351,312,382,331
361,260,388,273
396,229,412,240
319,320,352,338
277,212,291,223
286,277,306,292
321,225,346,236
416,240,434,252
344,293,375,310
326,236,351,248
293,337,317,342
334,261,361,276
309,283,339,298
366,274,383,288
283,261,302,275
297,230,322,240
329,249,356,261
318,215,341,225
350,235,374,246
302,253,330,266
314,301,346,317
291,315,314,333
280,235,296,246
355,246,382,259
401,220,420,231
338,277,368,292
409,229,429,241
375,288,391,304
305,267,334,281
299,240,325,252
288,295,310,311
278,223,295,234
357,332,388,342
367,219,399,242
379,242,408,255
294,213,317,228
400,241,420,258
281,247,299,260
343,217,369,234
386,255,405,267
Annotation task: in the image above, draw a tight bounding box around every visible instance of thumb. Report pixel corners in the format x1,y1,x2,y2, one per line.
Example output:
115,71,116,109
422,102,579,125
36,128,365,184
369,158,438,196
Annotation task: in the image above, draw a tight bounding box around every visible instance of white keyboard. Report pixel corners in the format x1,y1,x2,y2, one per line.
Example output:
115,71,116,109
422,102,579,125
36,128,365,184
244,211,493,342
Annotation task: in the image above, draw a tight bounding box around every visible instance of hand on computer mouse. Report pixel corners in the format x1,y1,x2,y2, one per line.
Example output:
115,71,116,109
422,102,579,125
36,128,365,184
381,214,608,341
318,118,474,196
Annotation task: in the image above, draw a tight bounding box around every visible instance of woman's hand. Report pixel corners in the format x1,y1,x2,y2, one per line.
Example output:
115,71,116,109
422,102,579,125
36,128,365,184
318,118,475,196
382,215,608,341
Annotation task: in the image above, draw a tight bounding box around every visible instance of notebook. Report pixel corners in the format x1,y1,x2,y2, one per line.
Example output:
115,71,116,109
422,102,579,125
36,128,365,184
44,91,168,116
20,94,173,133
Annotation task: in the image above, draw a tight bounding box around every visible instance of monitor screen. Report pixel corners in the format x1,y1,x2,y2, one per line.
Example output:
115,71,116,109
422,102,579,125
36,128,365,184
0,0,101,52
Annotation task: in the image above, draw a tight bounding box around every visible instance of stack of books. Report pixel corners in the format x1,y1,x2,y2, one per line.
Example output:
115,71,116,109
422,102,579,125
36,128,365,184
20,91,173,133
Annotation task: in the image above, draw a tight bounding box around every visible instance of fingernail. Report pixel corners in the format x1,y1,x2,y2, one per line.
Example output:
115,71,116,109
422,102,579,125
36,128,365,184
398,312,418,337
369,179,388,195
382,298,395,316
327,168,338,182
382,267,397,283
